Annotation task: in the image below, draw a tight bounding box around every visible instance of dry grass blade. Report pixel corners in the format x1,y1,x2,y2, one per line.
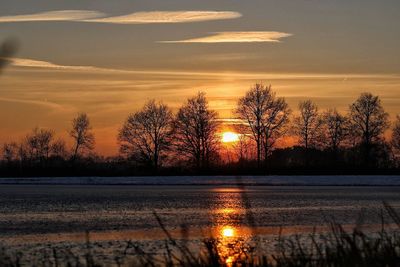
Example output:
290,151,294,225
383,201,400,228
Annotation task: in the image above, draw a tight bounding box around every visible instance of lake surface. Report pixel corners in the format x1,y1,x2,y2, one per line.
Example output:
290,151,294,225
1,184,399,244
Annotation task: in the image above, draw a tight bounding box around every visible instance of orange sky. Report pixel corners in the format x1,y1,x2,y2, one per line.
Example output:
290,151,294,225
1,66,399,155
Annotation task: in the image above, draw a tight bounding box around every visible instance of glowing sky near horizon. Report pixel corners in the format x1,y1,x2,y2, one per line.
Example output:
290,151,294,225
0,0,399,155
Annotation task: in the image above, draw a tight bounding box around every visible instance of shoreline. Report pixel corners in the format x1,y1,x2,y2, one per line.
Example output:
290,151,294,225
0,175,400,186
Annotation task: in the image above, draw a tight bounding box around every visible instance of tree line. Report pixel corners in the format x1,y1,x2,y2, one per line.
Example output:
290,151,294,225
2,84,400,176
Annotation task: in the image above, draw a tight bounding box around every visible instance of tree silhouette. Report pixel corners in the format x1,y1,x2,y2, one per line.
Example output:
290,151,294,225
2,142,18,163
293,100,322,150
349,92,389,164
119,100,173,169
322,109,350,153
70,113,95,160
51,139,68,159
25,127,55,162
260,93,290,165
236,84,290,168
233,124,255,163
391,115,400,161
173,92,219,169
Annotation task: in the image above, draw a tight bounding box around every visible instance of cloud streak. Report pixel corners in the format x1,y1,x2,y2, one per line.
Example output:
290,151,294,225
0,10,241,24
0,10,104,23
10,58,99,71
160,31,292,43
86,11,241,24
9,58,399,81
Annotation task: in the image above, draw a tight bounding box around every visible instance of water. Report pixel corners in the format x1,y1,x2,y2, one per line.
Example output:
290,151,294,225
0,184,399,239
1,183,399,265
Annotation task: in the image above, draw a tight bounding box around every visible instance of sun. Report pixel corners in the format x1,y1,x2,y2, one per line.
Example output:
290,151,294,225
222,226,235,237
222,132,239,143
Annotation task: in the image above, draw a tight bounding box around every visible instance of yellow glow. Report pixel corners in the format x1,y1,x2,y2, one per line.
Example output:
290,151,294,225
222,227,235,237
226,256,233,266
222,132,239,143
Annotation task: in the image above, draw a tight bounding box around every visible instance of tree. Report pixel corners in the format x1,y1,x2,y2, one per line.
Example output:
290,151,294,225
322,109,350,152
391,115,400,162
349,92,389,163
236,84,290,167
293,100,322,149
392,115,400,149
173,92,219,169
260,96,290,164
51,139,68,159
233,124,255,163
2,142,18,162
25,127,55,162
119,100,173,169
70,113,95,159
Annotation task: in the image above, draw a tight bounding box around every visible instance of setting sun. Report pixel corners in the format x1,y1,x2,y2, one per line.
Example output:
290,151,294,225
222,132,239,143
222,227,235,237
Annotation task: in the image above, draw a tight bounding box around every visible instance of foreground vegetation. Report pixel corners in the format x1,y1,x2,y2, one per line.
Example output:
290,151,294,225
1,204,399,267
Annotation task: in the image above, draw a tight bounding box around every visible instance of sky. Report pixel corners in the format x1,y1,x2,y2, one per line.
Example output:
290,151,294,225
0,0,400,155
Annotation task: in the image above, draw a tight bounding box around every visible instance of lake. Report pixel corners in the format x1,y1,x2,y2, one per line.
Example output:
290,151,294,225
1,182,399,245
1,180,400,265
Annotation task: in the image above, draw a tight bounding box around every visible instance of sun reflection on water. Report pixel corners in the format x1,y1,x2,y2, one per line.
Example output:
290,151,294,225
210,187,254,266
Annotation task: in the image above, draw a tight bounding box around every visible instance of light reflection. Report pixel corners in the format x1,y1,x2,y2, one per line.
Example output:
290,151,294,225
225,256,234,266
210,187,253,266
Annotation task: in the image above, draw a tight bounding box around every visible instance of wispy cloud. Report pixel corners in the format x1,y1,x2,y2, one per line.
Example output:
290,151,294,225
160,31,292,43
10,58,99,71
10,58,183,74
0,10,104,23
85,11,241,24
10,58,399,81
0,10,241,24
0,96,73,112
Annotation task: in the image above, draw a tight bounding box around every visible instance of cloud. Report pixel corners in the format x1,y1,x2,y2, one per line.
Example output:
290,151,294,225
85,11,241,24
160,31,292,43
10,58,99,71
0,96,72,112
0,10,241,24
0,10,104,23
11,57,400,81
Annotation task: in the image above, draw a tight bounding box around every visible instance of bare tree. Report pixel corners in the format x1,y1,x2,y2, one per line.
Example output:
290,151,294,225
392,115,400,148
25,127,55,162
2,142,18,162
51,139,68,159
322,109,350,152
70,113,95,159
391,115,400,164
173,92,219,169
236,84,290,167
119,100,173,169
349,92,389,163
261,96,290,164
293,100,322,149
233,124,255,162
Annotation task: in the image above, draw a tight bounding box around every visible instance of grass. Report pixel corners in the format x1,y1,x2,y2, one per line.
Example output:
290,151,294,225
0,202,399,266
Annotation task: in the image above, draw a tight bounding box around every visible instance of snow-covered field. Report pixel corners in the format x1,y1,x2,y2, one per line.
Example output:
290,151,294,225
0,175,400,185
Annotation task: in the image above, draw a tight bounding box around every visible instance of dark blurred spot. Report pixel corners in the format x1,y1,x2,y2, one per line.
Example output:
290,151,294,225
0,37,20,73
